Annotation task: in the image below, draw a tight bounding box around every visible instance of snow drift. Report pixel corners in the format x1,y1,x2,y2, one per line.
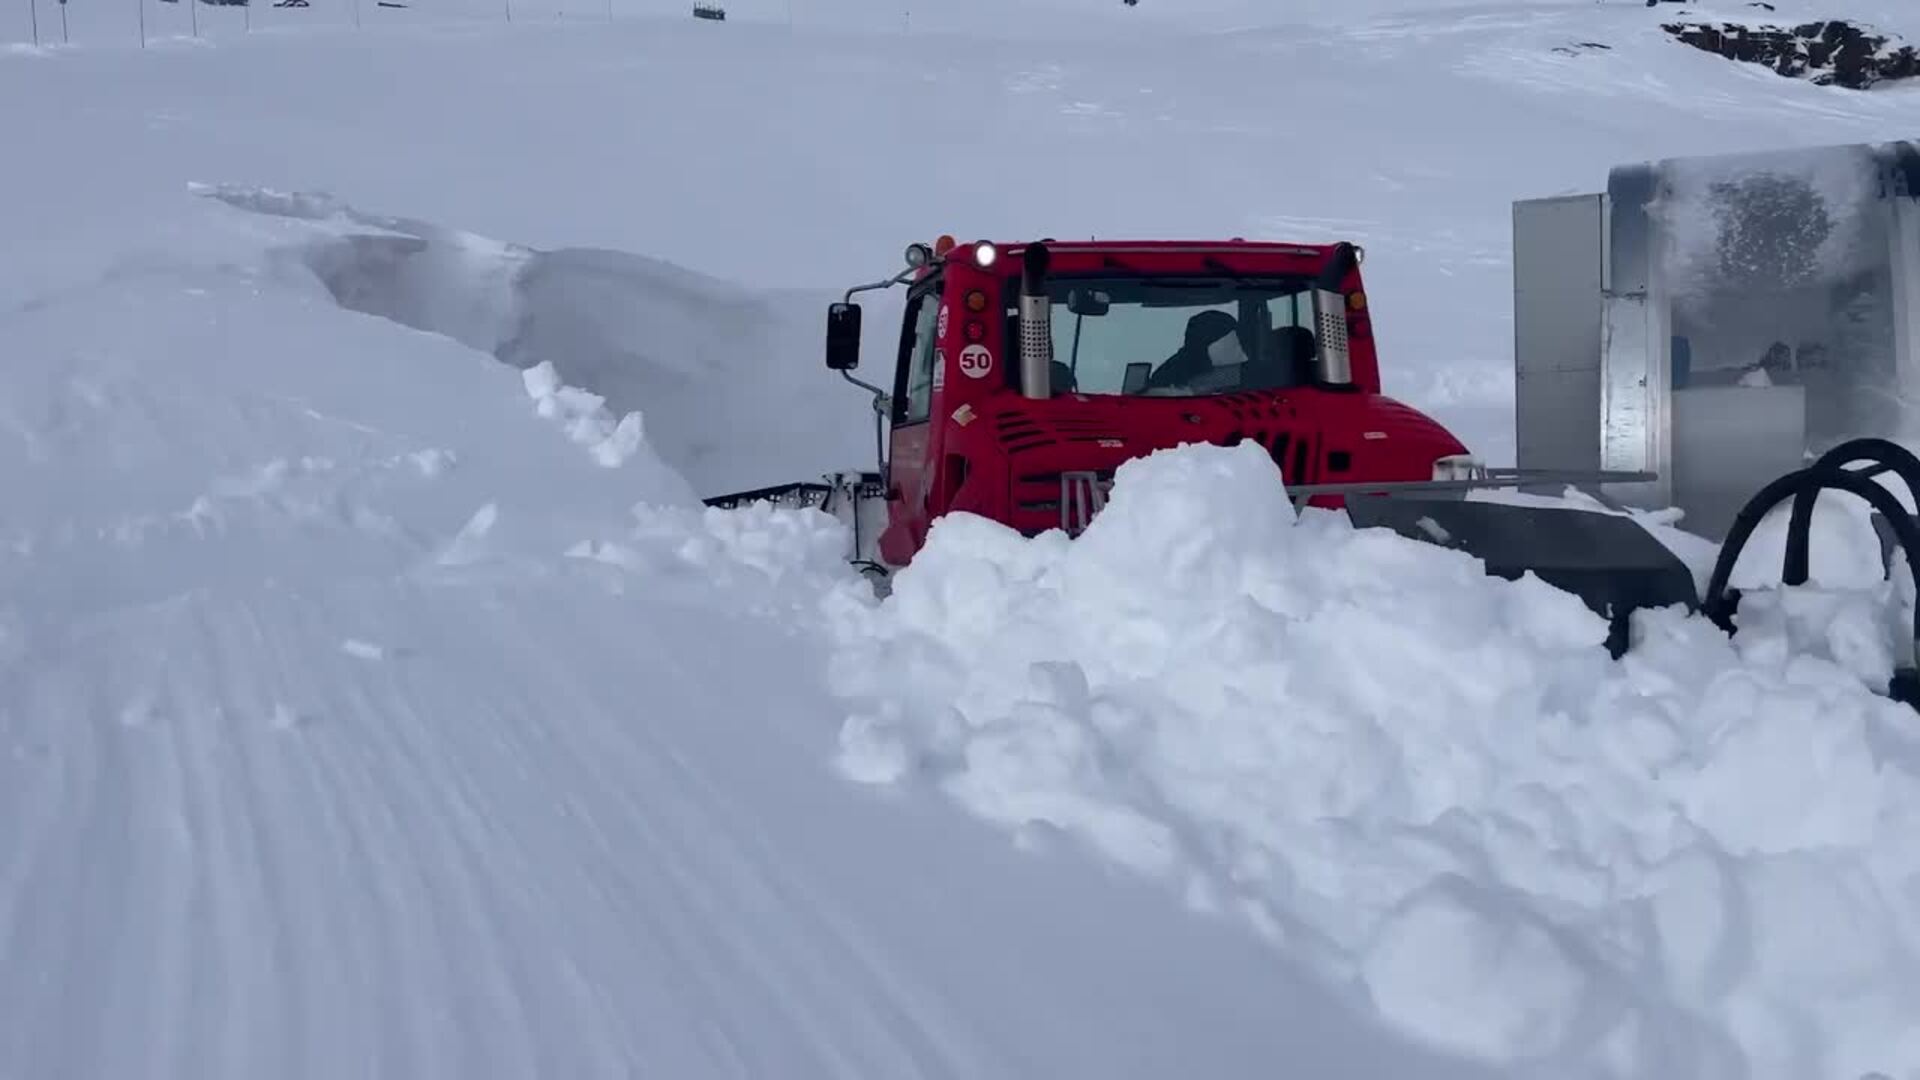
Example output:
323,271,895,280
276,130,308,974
194,182,872,498
825,441,1920,1080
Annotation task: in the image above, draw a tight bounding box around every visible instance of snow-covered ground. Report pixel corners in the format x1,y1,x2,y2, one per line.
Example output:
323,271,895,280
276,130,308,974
3,193,1511,1079
6,2,1920,1078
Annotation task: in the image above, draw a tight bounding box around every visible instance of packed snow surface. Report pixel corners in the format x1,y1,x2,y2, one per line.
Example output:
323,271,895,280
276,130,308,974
6,2,1920,1079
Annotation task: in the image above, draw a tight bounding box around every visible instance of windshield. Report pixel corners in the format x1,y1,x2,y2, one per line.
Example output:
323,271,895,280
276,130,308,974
1013,275,1322,397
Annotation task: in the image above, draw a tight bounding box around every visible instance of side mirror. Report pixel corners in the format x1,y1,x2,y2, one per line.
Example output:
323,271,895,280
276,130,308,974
826,302,862,370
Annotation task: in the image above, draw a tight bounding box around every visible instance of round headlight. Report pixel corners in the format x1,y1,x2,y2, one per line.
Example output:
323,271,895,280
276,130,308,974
974,242,998,268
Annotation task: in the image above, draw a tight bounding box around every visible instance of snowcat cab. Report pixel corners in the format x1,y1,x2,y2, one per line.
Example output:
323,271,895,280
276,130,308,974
713,236,1702,655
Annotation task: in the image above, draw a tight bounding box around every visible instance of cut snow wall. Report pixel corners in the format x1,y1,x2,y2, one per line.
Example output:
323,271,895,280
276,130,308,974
207,185,876,499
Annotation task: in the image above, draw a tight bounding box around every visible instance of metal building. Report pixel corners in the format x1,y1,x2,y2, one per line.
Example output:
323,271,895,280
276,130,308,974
1513,137,1920,538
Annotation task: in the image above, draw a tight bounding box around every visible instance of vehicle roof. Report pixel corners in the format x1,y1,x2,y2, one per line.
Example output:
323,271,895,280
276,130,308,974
914,238,1348,282
989,239,1334,257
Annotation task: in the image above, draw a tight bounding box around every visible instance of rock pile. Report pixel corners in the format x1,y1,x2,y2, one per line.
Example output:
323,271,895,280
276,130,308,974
1661,17,1919,89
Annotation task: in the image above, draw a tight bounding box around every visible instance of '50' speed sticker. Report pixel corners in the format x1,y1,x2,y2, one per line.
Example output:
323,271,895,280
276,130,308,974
959,344,993,379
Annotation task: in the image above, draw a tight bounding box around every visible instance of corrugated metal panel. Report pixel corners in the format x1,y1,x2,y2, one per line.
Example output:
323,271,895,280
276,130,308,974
1893,193,1920,417
1602,162,1669,510
1512,194,1603,485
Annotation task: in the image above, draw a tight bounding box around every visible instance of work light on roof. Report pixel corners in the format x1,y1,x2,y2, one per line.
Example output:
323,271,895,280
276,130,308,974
974,242,998,268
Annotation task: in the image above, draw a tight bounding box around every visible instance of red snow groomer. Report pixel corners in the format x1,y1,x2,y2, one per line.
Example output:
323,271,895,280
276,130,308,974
708,234,1920,674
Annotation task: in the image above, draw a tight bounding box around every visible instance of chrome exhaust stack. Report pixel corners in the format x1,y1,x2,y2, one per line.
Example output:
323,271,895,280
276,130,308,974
1018,242,1054,400
1312,242,1358,388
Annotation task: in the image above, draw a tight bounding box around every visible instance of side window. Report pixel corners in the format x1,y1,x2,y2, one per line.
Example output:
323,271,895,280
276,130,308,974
896,284,941,425
1270,292,1307,329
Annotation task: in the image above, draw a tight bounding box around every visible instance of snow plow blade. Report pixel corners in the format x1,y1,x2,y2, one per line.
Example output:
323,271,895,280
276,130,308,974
1340,495,1699,656
704,470,1699,658
702,472,891,577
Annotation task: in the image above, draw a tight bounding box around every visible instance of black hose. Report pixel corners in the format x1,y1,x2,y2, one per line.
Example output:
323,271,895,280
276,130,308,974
1782,437,1920,586
1703,462,1920,708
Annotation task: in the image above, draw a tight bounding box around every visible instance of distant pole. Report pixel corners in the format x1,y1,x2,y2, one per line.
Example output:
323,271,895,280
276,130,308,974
244,0,250,31
352,0,360,27
190,0,198,36
137,0,146,47
58,0,66,42
28,0,38,46
503,0,511,22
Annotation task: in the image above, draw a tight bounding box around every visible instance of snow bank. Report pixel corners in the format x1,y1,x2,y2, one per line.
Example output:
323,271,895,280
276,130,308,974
191,183,872,499
826,441,1920,1080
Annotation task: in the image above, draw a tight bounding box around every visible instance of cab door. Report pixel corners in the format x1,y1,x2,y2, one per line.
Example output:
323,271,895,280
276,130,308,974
878,275,944,566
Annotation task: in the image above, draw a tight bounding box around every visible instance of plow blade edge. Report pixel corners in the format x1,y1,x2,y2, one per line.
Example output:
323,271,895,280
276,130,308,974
1341,496,1699,657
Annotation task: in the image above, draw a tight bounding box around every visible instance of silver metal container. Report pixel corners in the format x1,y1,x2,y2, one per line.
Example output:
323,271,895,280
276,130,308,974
1513,138,1920,538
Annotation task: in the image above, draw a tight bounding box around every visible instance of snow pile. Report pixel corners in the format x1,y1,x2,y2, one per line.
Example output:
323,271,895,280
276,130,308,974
827,441,1920,1079
522,360,650,468
567,496,868,617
